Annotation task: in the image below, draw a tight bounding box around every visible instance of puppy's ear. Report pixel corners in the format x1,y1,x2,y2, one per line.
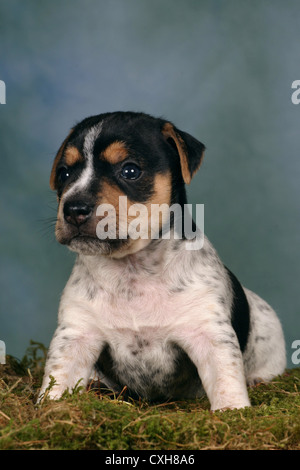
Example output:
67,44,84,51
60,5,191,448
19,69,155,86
50,129,73,190
162,122,205,184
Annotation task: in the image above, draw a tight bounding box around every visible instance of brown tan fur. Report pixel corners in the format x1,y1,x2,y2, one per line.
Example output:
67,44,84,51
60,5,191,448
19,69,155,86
64,146,84,167
97,172,172,243
101,141,128,165
162,123,191,184
162,122,205,184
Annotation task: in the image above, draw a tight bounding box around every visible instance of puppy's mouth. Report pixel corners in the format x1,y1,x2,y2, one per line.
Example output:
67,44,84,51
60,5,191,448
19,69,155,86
69,235,127,256
55,198,154,256
56,222,130,256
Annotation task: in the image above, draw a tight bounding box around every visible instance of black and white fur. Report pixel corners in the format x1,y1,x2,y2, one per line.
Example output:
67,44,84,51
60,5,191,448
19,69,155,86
39,112,286,410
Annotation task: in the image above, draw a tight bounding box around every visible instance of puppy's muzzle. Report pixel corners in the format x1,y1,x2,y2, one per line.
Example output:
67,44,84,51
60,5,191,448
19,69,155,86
63,200,94,227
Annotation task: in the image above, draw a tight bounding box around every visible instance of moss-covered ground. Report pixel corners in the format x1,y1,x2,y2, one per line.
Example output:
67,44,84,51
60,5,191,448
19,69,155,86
0,342,299,450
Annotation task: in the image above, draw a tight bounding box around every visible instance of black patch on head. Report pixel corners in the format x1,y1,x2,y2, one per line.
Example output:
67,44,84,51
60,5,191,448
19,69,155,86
225,267,250,353
67,111,175,205
64,112,193,224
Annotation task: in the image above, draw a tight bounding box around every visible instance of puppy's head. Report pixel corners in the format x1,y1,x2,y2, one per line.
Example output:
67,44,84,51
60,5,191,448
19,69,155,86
50,112,205,257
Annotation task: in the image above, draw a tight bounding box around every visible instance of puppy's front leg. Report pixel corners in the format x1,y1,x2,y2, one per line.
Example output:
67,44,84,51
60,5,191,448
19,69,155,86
177,326,250,411
38,323,103,402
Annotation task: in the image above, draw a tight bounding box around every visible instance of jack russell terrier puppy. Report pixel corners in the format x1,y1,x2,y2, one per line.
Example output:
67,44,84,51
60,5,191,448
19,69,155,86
39,111,286,410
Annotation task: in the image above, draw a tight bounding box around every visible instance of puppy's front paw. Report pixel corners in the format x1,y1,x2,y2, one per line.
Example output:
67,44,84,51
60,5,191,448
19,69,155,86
37,375,70,404
211,397,251,412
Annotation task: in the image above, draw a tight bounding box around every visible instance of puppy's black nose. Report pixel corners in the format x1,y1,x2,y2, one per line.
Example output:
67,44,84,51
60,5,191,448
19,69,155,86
63,201,93,226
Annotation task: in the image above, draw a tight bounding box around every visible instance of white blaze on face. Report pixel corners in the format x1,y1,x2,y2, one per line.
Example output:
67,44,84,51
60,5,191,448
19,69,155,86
62,122,103,202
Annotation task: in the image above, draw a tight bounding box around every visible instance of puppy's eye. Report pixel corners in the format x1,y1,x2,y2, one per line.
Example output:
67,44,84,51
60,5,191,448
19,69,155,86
58,167,71,183
120,163,141,180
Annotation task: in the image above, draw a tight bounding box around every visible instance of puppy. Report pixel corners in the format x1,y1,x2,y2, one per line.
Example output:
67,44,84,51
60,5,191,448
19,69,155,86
39,111,286,410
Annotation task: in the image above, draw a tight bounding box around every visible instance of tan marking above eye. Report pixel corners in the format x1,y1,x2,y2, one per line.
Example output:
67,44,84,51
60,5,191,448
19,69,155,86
64,146,84,166
100,141,128,164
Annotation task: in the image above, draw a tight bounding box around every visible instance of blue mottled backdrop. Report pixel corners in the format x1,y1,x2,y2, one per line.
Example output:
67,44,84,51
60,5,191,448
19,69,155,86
0,0,299,367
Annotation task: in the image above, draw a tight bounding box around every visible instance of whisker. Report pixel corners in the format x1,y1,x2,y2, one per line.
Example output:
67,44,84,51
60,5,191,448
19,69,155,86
35,216,58,239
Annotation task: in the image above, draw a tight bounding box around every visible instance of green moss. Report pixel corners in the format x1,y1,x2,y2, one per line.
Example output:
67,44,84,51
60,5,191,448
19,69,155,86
0,342,299,450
